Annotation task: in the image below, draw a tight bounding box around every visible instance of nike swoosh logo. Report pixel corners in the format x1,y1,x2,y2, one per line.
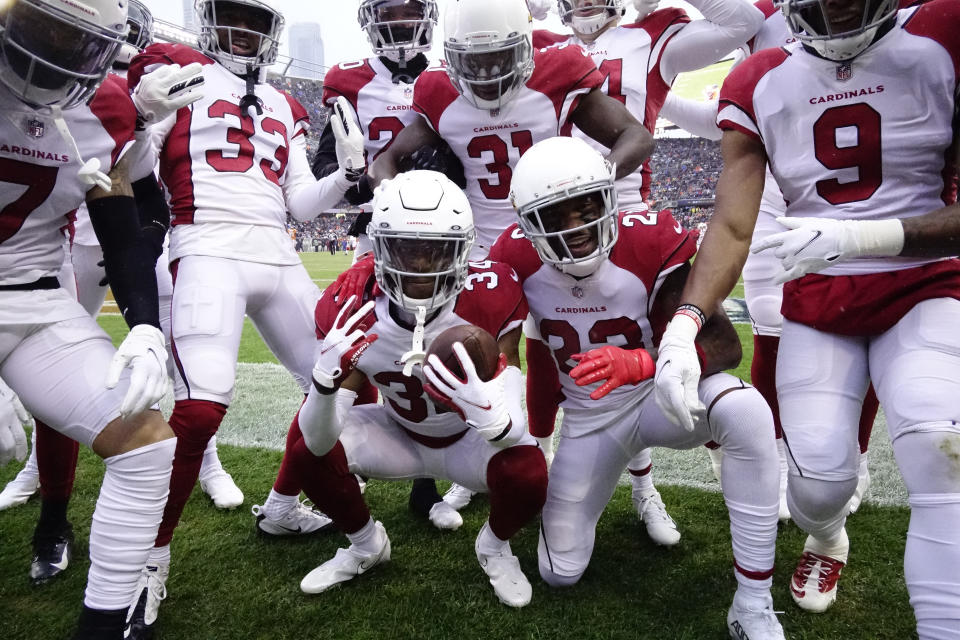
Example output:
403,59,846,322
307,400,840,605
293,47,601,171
50,551,69,571
461,398,492,411
796,229,822,255
275,524,303,534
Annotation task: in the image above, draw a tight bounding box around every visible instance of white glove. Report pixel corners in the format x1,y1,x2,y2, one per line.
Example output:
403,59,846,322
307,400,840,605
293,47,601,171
314,297,378,391
654,313,705,432
423,344,515,444
633,0,660,20
106,324,169,418
750,216,905,284
0,378,29,466
526,0,553,20
133,62,206,123
330,96,366,182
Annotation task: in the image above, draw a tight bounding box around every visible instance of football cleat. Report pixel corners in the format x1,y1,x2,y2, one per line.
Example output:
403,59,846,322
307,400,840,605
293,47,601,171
846,453,870,515
475,523,532,608
125,563,169,640
633,489,681,547
790,533,849,613
252,500,334,536
727,590,786,640
428,500,463,530
442,483,476,511
300,521,390,594
30,521,73,585
0,468,40,510
198,469,244,509
408,477,443,518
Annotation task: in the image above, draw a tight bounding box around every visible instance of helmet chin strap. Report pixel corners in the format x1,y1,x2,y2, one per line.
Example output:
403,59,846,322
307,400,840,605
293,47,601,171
239,65,263,116
49,106,112,192
400,305,428,376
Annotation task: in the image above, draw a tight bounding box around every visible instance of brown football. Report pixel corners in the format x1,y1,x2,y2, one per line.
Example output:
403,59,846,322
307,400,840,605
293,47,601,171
425,324,501,382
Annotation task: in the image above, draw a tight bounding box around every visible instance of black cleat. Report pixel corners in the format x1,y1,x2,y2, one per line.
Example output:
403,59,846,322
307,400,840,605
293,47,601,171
408,477,443,518
30,521,73,585
71,605,128,640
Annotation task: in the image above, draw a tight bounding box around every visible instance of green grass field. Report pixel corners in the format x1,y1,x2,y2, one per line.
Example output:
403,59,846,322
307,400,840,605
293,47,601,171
0,252,916,640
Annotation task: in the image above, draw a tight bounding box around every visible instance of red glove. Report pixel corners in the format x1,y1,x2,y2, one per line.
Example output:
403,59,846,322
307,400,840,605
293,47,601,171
328,253,379,315
569,345,655,400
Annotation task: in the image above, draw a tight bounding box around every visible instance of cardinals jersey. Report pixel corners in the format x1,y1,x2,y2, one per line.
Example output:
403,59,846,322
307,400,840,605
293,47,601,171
315,261,527,441
412,45,603,252
322,56,421,163
719,1,959,276
0,76,135,320
129,43,314,266
533,9,691,206
490,211,695,434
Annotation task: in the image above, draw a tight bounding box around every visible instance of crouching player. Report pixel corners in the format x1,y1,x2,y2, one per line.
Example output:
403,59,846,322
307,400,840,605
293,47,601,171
283,171,547,607
490,138,784,638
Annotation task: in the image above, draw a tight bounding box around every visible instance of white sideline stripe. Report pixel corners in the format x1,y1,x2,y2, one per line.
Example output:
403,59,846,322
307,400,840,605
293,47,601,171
154,362,909,508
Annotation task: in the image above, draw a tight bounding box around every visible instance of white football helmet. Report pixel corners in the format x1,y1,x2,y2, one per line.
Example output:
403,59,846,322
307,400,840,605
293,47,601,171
369,171,476,312
776,0,898,61
557,0,626,35
359,0,438,63
115,0,153,67
195,0,284,76
0,0,128,109
443,0,534,111
510,137,618,277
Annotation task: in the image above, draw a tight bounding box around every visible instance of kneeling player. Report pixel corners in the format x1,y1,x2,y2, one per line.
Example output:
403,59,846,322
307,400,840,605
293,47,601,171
286,171,547,607
490,138,784,638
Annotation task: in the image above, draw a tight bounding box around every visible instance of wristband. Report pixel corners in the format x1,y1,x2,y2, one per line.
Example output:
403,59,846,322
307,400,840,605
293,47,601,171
675,304,706,331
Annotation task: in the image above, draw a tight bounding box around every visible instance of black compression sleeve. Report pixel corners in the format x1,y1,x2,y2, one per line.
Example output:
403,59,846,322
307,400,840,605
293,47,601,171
310,119,339,179
132,175,170,262
87,195,161,329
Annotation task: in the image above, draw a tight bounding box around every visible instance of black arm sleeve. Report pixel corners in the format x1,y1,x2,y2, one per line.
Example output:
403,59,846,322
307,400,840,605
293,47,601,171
88,195,161,330
310,118,339,179
132,175,170,262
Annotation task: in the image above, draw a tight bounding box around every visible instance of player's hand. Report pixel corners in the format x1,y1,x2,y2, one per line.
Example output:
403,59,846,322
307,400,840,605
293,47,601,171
331,96,365,182
133,63,205,123
750,216,904,284
105,324,169,418
0,378,29,466
526,0,553,20
569,345,655,400
633,0,659,20
654,314,705,432
423,346,514,444
313,297,378,392
327,253,379,315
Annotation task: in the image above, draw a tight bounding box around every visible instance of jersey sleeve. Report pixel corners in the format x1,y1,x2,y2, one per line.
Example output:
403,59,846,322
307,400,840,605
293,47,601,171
532,29,569,49
611,210,695,293
903,0,960,79
321,60,377,110
717,47,789,141
526,44,603,128
281,92,310,139
454,262,528,340
412,65,460,133
127,42,214,92
88,74,137,168
632,7,691,43
488,225,543,283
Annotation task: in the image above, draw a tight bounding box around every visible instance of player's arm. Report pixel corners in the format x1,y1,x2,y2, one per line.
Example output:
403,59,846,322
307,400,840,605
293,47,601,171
569,89,655,179
310,118,339,179
367,116,444,187
658,94,722,141
285,129,358,222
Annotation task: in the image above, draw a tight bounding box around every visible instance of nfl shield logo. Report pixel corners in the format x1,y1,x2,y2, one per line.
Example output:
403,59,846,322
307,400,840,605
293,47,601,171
26,117,44,138
836,63,852,81
572,286,584,299
403,86,413,100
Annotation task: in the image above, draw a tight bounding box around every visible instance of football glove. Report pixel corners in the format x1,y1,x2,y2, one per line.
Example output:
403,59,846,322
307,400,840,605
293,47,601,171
634,0,660,20
654,314,705,432
326,253,379,314
313,297,378,392
132,63,205,123
527,0,553,20
105,324,169,418
0,378,29,466
331,96,366,182
569,345,655,400
751,216,904,284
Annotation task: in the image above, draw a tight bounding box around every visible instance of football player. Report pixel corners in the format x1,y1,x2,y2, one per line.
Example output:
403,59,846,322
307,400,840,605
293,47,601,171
0,376,28,468
0,0,199,635
525,0,764,547
122,1,366,636
281,170,546,608
658,0,960,635
490,136,784,638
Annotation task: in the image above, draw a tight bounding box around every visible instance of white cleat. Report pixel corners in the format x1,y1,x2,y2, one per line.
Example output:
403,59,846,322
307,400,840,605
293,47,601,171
126,562,169,639
846,453,870,514
199,469,244,509
300,521,390,594
0,470,39,511
442,483,475,511
475,523,532,608
252,500,334,536
428,501,463,530
790,532,849,613
727,590,786,640
634,489,681,547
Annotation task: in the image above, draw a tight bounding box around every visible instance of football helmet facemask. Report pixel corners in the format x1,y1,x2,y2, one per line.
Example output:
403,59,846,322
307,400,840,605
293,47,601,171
195,0,284,75
369,170,475,312
443,0,534,111
510,137,619,278
359,0,438,63
776,0,898,61
0,0,128,109
557,0,626,35
116,0,153,67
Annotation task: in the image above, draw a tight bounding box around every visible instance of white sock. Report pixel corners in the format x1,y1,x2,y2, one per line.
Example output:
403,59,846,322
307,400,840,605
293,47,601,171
83,438,175,610
629,448,655,495
198,435,223,480
345,518,382,554
476,521,510,557
261,489,298,520
9,427,39,485
907,495,960,640
147,544,171,568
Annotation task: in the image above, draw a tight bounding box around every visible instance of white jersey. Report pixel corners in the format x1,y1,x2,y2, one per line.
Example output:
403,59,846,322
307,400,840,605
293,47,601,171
412,45,602,251
490,211,696,435
0,75,134,321
718,2,959,276
130,43,315,266
314,261,526,442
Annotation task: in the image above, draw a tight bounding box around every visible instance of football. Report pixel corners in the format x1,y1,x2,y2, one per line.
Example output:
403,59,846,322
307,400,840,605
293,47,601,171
425,324,501,381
